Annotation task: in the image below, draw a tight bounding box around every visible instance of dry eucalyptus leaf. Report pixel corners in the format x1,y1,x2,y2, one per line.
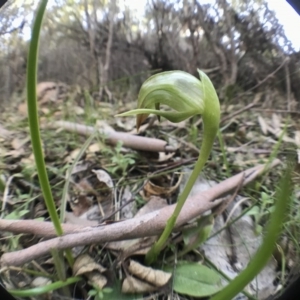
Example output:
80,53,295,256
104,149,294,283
257,115,269,135
271,113,281,130
11,137,28,150
37,81,68,103
88,142,105,153
115,117,136,131
155,152,175,162
143,173,182,199
18,102,28,116
202,198,277,299
69,190,94,217
294,131,300,147
31,276,52,287
72,106,85,115
64,148,81,163
69,166,114,219
95,120,115,133
87,271,107,290
122,275,157,294
127,260,172,287
5,148,25,158
92,169,114,189
71,160,92,175
73,254,106,276
120,185,136,219
161,119,187,129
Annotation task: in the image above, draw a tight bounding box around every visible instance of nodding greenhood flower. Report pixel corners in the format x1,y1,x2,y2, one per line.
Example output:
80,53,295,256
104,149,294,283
118,69,220,134
117,69,220,264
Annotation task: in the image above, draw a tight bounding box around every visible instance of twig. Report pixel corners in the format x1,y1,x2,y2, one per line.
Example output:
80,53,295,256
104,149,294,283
253,108,300,115
245,57,289,93
284,59,291,111
0,159,280,266
221,95,261,124
49,121,177,152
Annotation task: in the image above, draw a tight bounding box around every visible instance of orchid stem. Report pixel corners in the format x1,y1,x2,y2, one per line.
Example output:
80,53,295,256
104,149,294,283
145,123,217,264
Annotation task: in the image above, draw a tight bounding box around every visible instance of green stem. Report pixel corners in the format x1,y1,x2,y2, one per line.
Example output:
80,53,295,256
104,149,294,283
27,0,62,235
8,277,81,297
27,0,73,265
210,165,292,300
145,123,217,264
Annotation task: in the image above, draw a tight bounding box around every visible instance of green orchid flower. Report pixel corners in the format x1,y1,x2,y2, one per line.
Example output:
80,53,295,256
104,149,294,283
118,69,220,264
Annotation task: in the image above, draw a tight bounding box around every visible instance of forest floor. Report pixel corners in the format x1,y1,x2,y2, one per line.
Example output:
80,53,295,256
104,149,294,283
0,89,299,300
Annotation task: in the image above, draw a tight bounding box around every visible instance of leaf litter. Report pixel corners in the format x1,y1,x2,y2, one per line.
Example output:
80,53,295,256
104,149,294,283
0,90,299,299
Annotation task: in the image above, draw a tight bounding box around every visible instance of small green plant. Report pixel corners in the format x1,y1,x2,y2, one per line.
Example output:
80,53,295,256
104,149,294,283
88,287,113,300
118,70,221,264
247,189,275,234
188,116,199,145
103,141,136,176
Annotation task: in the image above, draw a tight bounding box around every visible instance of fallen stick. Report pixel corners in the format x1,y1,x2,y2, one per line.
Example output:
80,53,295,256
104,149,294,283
50,121,176,152
0,220,86,237
0,160,280,266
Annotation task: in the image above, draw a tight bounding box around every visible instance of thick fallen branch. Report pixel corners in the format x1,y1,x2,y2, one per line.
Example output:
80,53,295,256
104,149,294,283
0,160,280,266
50,121,176,152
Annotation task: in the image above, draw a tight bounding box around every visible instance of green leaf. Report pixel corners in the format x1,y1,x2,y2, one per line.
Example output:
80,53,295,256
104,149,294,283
5,210,30,220
98,280,140,300
246,206,260,216
183,214,213,247
88,289,98,296
168,262,223,297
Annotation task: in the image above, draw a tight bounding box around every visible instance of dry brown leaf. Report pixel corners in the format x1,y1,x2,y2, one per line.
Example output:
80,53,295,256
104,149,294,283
87,271,107,290
12,137,29,149
72,106,85,115
5,149,25,158
95,120,115,133
7,137,28,158
161,119,187,129
68,165,114,219
37,81,68,104
73,254,106,276
257,115,269,135
294,131,300,147
64,148,81,163
115,117,136,132
92,169,114,190
0,124,11,139
127,260,172,287
40,107,50,115
271,113,281,130
88,143,105,153
122,275,157,294
143,173,182,199
68,193,94,217
18,102,28,116
120,185,136,219
152,152,175,162
31,276,52,288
